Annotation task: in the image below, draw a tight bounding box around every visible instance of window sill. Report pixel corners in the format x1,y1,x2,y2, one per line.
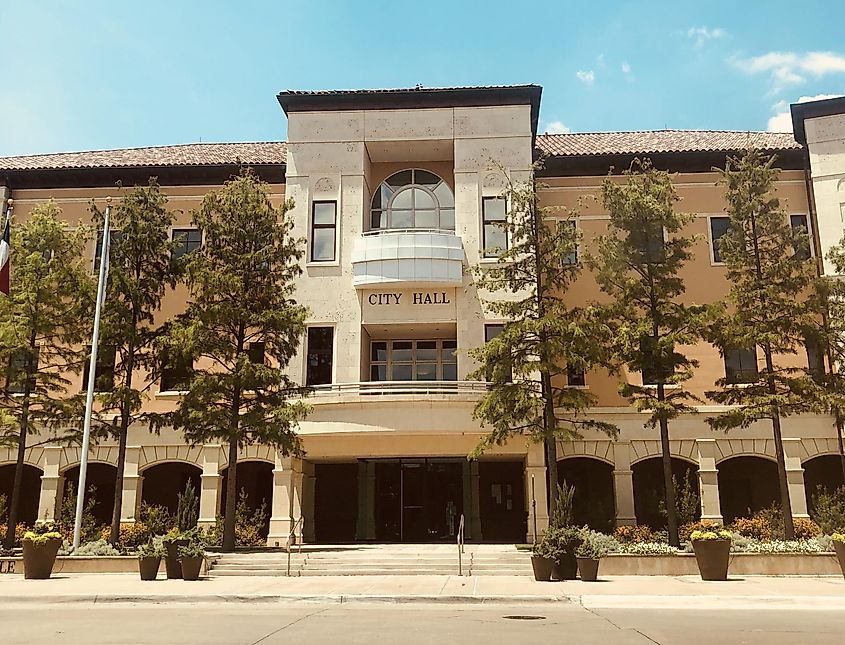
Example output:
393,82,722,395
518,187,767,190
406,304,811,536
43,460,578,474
155,390,188,398
641,384,682,390
724,382,755,389
566,384,589,390
306,260,340,268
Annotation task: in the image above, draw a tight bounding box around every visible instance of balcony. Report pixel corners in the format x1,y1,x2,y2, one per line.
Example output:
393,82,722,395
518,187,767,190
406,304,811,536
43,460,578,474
351,229,464,288
311,380,487,398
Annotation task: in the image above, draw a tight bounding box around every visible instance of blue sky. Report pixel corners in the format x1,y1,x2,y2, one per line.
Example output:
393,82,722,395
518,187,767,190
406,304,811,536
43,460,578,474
2,0,845,157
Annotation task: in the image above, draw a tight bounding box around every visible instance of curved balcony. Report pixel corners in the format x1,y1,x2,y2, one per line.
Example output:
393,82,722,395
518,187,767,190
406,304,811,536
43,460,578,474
311,380,487,399
351,229,464,288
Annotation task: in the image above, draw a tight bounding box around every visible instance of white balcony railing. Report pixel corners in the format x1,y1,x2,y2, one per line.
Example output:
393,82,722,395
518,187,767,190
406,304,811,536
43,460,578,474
351,229,464,287
310,380,488,396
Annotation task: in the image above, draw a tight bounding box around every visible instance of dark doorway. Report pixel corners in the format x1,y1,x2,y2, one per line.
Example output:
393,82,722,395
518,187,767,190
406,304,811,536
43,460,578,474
632,458,700,530
558,458,616,532
0,464,43,526
315,463,358,542
141,462,201,515
717,456,779,524
804,455,845,512
374,459,463,542
221,461,274,539
479,461,526,542
63,463,117,526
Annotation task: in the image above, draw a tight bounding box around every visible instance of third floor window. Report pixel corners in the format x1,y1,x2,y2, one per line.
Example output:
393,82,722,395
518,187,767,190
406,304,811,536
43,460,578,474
370,169,455,232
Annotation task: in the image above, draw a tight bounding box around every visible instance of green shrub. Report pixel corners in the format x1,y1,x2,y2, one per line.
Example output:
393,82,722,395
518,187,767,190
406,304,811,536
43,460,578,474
730,504,822,540
200,489,269,548
613,524,656,544
175,482,199,532
139,503,172,537
549,481,575,529
810,486,845,535
57,483,102,543
73,539,120,556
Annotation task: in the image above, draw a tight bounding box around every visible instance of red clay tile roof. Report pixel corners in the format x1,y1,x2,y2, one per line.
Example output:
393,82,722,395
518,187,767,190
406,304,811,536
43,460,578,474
536,130,800,157
0,142,287,172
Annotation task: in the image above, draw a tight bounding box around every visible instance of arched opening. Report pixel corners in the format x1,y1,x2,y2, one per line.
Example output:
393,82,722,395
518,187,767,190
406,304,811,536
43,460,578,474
0,464,43,526
370,169,455,232
140,462,202,515
558,457,615,532
632,457,700,530
62,463,117,527
717,456,779,524
220,461,273,538
803,454,845,512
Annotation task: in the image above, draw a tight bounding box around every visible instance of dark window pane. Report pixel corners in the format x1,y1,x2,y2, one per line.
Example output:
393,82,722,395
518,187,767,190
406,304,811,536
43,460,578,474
641,337,673,385
416,341,437,361
442,340,457,363
725,347,758,384
806,338,824,378
82,345,116,392
567,365,586,387
484,324,511,382
560,221,578,265
485,324,504,343
371,342,388,362
306,327,334,386
371,210,386,229
94,229,123,271
710,217,730,263
392,341,413,362
386,170,413,187
392,363,412,381
416,363,437,380
248,342,265,365
6,348,39,394
171,229,202,260
442,363,458,381
371,364,387,381
414,170,439,186
790,214,812,260
633,224,664,264
161,353,193,392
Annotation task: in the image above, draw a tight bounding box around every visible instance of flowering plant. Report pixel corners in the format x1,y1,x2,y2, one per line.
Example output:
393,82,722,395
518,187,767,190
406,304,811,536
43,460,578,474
690,529,731,541
22,530,63,545
832,532,845,543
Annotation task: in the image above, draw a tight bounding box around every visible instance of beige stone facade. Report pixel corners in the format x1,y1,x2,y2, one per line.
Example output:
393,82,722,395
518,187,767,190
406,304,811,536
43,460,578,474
1,86,844,545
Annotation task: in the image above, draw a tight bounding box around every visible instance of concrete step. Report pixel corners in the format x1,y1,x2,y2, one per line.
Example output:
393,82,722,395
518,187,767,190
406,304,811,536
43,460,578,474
210,569,302,577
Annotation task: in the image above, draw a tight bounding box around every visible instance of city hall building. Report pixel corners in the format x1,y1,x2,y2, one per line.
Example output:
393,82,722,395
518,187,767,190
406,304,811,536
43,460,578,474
1,86,845,546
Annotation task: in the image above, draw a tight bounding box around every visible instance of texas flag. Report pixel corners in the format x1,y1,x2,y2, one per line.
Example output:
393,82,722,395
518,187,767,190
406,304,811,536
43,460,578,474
0,213,10,296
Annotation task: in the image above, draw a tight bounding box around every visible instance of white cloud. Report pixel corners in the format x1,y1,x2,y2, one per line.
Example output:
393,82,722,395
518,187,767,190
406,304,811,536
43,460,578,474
733,51,845,91
621,61,631,74
576,70,595,85
687,26,725,48
544,121,571,135
766,94,843,132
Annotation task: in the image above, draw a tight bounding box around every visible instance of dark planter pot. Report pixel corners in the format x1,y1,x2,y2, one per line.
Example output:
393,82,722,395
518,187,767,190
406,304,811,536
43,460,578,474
552,553,578,581
577,557,600,582
834,541,845,579
180,556,204,581
138,556,161,581
692,539,731,581
530,555,554,581
22,537,62,580
164,539,189,579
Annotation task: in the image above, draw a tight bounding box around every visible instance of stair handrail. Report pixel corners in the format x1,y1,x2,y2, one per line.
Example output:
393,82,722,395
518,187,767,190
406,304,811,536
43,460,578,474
286,516,304,577
457,513,465,576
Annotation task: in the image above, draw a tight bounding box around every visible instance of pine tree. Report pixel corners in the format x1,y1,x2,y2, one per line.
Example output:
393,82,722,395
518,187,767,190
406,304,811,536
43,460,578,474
90,181,178,544
161,170,309,551
588,159,709,547
0,201,94,548
706,149,823,540
468,166,617,517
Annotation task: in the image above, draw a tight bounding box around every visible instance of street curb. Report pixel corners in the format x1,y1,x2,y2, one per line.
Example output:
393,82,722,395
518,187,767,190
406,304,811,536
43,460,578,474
569,594,845,610
0,593,568,605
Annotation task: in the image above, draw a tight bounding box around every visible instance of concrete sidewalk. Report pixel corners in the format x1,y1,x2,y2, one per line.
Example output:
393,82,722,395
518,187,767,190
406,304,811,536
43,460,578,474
1,573,844,608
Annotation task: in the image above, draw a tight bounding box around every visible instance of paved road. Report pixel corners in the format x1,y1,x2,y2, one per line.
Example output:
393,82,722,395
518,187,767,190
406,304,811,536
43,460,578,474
1,602,843,644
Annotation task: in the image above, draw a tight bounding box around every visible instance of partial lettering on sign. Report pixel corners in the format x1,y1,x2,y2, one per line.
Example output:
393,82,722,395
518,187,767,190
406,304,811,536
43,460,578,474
0,559,16,574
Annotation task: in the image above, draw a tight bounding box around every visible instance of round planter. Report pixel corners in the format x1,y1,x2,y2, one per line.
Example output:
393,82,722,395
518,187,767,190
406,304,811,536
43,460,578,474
180,556,204,581
22,537,62,580
163,539,189,579
552,553,578,581
834,541,845,579
530,555,554,581
692,539,731,581
577,557,600,582
138,556,161,581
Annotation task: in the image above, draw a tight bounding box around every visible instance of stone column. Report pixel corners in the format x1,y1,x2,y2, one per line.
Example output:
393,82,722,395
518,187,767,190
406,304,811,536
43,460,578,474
291,458,304,543
525,443,549,541
37,446,63,523
119,446,143,523
612,442,636,526
783,438,810,519
197,444,222,528
696,438,723,524
302,460,316,543
267,454,299,547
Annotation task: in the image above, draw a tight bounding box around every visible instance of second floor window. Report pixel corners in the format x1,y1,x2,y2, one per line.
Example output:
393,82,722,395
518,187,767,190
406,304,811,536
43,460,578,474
483,324,511,382
306,327,334,385
482,197,508,259
171,229,202,260
82,345,116,392
94,229,123,272
790,214,813,260
724,347,758,384
632,221,664,264
370,339,457,382
160,353,193,392
560,220,578,266
6,348,39,394
311,201,337,262
566,365,586,387
710,216,730,263
641,337,673,385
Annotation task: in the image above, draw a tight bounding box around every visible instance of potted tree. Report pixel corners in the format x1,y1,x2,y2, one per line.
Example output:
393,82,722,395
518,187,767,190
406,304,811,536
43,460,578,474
833,533,845,579
530,535,555,582
575,530,608,582
162,528,190,579
690,528,732,581
547,526,584,580
22,525,63,580
137,540,164,581
178,540,205,581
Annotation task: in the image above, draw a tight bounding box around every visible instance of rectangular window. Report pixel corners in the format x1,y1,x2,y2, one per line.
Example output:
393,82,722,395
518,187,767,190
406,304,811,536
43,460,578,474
369,339,458,382
806,337,824,378
82,345,116,392
566,365,586,387
311,201,337,262
724,347,758,384
484,324,512,382
94,229,123,272
306,327,334,385
632,222,665,264
482,197,508,259
5,348,39,395
248,341,266,365
160,353,193,392
790,214,813,260
710,216,730,263
641,337,673,385
171,228,202,260
560,220,578,266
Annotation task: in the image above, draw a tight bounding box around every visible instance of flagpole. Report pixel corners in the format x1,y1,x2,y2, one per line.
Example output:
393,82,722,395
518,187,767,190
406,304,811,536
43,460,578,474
73,197,112,550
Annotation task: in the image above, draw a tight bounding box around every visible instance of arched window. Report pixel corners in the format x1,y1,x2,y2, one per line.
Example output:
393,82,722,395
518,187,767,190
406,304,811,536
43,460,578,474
370,169,455,231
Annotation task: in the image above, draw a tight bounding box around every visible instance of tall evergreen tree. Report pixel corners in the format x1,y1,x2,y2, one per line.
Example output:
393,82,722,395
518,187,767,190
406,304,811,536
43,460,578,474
161,171,309,551
588,159,709,547
468,168,617,517
706,149,822,540
90,181,177,544
0,201,94,548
